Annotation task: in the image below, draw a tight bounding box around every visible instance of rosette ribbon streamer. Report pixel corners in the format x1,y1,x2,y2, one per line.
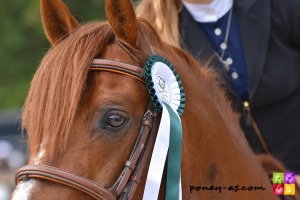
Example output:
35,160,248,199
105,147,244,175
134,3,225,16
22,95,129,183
142,55,185,200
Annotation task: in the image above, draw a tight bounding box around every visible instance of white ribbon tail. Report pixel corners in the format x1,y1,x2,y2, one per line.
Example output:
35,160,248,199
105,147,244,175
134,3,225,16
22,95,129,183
143,103,170,200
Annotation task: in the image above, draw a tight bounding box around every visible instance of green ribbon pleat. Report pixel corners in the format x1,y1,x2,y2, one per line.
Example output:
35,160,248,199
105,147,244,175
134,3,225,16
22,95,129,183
164,103,182,200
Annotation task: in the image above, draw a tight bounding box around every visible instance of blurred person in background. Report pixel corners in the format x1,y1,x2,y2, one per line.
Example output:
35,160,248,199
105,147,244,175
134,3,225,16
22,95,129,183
136,0,300,183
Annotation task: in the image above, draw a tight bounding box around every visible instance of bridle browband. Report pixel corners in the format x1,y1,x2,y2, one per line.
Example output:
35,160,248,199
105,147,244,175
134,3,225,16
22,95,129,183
90,59,144,84
15,58,160,199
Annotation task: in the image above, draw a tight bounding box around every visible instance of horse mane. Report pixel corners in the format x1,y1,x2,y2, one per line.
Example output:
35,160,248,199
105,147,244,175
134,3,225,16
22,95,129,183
22,22,115,156
176,49,243,142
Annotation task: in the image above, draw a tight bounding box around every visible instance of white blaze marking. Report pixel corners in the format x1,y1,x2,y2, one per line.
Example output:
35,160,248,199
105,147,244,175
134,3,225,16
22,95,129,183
34,148,45,164
11,180,36,200
11,149,47,199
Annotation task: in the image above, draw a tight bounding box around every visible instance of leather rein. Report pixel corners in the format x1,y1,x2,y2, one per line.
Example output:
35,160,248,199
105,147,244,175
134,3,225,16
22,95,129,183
15,58,160,199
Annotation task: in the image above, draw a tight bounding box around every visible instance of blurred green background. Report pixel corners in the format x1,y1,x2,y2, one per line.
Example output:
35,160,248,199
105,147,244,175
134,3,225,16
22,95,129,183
0,0,109,109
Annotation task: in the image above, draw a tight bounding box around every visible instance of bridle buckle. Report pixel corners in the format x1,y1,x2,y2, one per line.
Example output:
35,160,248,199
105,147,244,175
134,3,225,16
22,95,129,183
143,110,153,119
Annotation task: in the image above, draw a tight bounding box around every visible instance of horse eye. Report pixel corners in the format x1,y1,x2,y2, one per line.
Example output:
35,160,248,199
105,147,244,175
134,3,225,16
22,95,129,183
105,114,126,128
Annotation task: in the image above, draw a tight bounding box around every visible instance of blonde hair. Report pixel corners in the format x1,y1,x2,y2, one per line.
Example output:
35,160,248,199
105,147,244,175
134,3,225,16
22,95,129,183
136,0,182,47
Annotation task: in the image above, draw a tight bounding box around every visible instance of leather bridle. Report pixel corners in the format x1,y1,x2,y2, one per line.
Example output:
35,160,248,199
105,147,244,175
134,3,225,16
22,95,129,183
15,58,160,199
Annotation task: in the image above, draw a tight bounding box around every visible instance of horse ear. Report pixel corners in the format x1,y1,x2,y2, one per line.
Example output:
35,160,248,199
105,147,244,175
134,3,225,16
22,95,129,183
105,0,138,47
41,0,80,45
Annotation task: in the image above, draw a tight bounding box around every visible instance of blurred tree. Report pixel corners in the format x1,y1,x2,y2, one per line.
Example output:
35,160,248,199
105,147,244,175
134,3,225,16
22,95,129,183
0,0,106,109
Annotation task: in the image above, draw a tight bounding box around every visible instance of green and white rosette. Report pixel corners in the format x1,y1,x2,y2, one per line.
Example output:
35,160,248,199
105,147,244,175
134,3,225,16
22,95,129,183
143,55,185,200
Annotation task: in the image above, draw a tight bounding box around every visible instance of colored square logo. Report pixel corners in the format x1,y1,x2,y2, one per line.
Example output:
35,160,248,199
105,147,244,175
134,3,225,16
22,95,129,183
284,184,295,195
273,172,284,184
284,172,296,184
273,184,284,195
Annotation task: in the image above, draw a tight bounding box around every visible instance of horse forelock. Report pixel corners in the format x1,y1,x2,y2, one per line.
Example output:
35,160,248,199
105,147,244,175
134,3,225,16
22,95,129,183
22,22,116,157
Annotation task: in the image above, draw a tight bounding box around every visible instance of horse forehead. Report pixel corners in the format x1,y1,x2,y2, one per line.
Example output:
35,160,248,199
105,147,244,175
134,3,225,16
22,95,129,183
91,72,148,107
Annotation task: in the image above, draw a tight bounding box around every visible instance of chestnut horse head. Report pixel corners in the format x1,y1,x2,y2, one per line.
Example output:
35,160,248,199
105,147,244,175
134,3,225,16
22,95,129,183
10,0,280,199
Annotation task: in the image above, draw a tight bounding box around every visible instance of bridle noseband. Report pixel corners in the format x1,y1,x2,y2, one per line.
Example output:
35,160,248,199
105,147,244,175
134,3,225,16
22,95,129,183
15,58,160,200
